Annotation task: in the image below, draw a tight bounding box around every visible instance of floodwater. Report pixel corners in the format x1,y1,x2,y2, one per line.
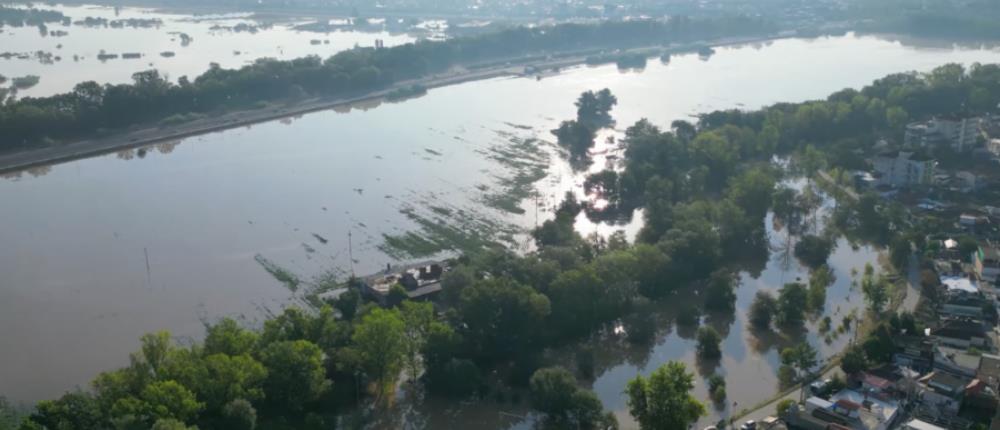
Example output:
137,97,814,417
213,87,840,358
0,3,415,97
1,34,999,422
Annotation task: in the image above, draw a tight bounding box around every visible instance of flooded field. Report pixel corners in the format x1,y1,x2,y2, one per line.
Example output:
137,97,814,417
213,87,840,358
2,33,1000,420
0,3,416,97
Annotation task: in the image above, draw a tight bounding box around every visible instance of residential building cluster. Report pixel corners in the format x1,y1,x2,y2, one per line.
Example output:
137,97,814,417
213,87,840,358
779,113,1000,430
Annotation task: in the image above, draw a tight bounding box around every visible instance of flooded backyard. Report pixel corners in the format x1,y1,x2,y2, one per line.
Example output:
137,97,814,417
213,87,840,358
2,33,1000,427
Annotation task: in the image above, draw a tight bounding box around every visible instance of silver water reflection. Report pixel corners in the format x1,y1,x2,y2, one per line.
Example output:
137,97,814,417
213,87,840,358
1,34,999,409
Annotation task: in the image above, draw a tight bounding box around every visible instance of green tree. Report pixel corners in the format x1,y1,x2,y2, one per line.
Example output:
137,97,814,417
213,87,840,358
387,283,408,307
21,392,102,430
0,397,22,430
776,283,808,327
552,119,597,157
257,340,330,411
220,399,256,430
861,263,889,314
110,380,203,426
748,291,778,330
567,390,619,430
776,399,796,417
780,344,818,382
886,106,909,130
696,326,722,360
703,270,736,312
840,345,868,376
399,301,435,382
626,361,706,430
196,354,267,411
807,265,834,312
151,418,196,430
352,308,406,401
530,367,579,418
204,318,258,357
794,235,834,268
707,374,727,403
575,88,617,127
725,167,776,219
332,288,361,320
548,266,631,336
457,278,551,359
530,367,615,429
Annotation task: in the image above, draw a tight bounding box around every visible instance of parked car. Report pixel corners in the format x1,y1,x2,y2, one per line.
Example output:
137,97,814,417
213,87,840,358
810,378,833,395
740,420,757,430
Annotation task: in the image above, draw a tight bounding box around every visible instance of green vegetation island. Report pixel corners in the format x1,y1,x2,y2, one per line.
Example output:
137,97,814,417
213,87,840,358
4,61,1000,429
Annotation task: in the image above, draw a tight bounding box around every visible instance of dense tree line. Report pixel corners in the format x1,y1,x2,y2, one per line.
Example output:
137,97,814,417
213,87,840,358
0,16,775,151
0,6,68,27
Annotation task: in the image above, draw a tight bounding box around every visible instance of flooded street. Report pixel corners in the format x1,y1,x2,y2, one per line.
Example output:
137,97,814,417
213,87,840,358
2,33,1000,420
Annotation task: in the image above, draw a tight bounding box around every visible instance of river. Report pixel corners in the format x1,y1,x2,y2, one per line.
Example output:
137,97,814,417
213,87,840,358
1,33,999,424
1,3,416,98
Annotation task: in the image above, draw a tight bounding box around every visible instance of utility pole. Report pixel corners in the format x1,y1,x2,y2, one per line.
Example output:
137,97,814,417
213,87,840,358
348,231,355,278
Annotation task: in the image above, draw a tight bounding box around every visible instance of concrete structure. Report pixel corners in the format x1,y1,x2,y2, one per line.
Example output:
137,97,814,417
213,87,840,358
360,262,447,305
975,244,1000,285
936,117,982,152
906,117,982,152
932,319,989,349
894,336,935,372
978,354,1000,390
902,418,947,430
934,346,981,378
828,389,900,430
917,371,970,419
873,151,935,188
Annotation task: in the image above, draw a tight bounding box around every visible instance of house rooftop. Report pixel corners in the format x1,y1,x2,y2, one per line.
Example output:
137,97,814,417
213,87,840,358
905,418,947,430
830,389,899,429
934,319,986,341
978,354,1000,382
979,245,1000,262
922,371,971,396
861,373,892,390
941,275,979,294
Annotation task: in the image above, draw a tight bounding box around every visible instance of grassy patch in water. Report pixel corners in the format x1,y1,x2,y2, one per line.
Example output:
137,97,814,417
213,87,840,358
479,134,551,215
379,202,519,260
254,254,300,292
378,126,548,259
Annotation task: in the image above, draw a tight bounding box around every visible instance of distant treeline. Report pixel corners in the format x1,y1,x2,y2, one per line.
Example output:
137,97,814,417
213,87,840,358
0,6,69,27
0,16,775,151
865,13,1000,40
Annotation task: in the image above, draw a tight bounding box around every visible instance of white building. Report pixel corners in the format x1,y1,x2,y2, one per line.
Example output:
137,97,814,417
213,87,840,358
828,389,900,430
903,419,947,430
873,151,936,188
935,117,981,152
906,117,982,152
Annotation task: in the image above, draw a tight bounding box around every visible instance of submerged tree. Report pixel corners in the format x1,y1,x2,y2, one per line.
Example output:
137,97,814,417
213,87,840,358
748,290,778,330
696,326,722,360
576,88,617,127
626,361,705,430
